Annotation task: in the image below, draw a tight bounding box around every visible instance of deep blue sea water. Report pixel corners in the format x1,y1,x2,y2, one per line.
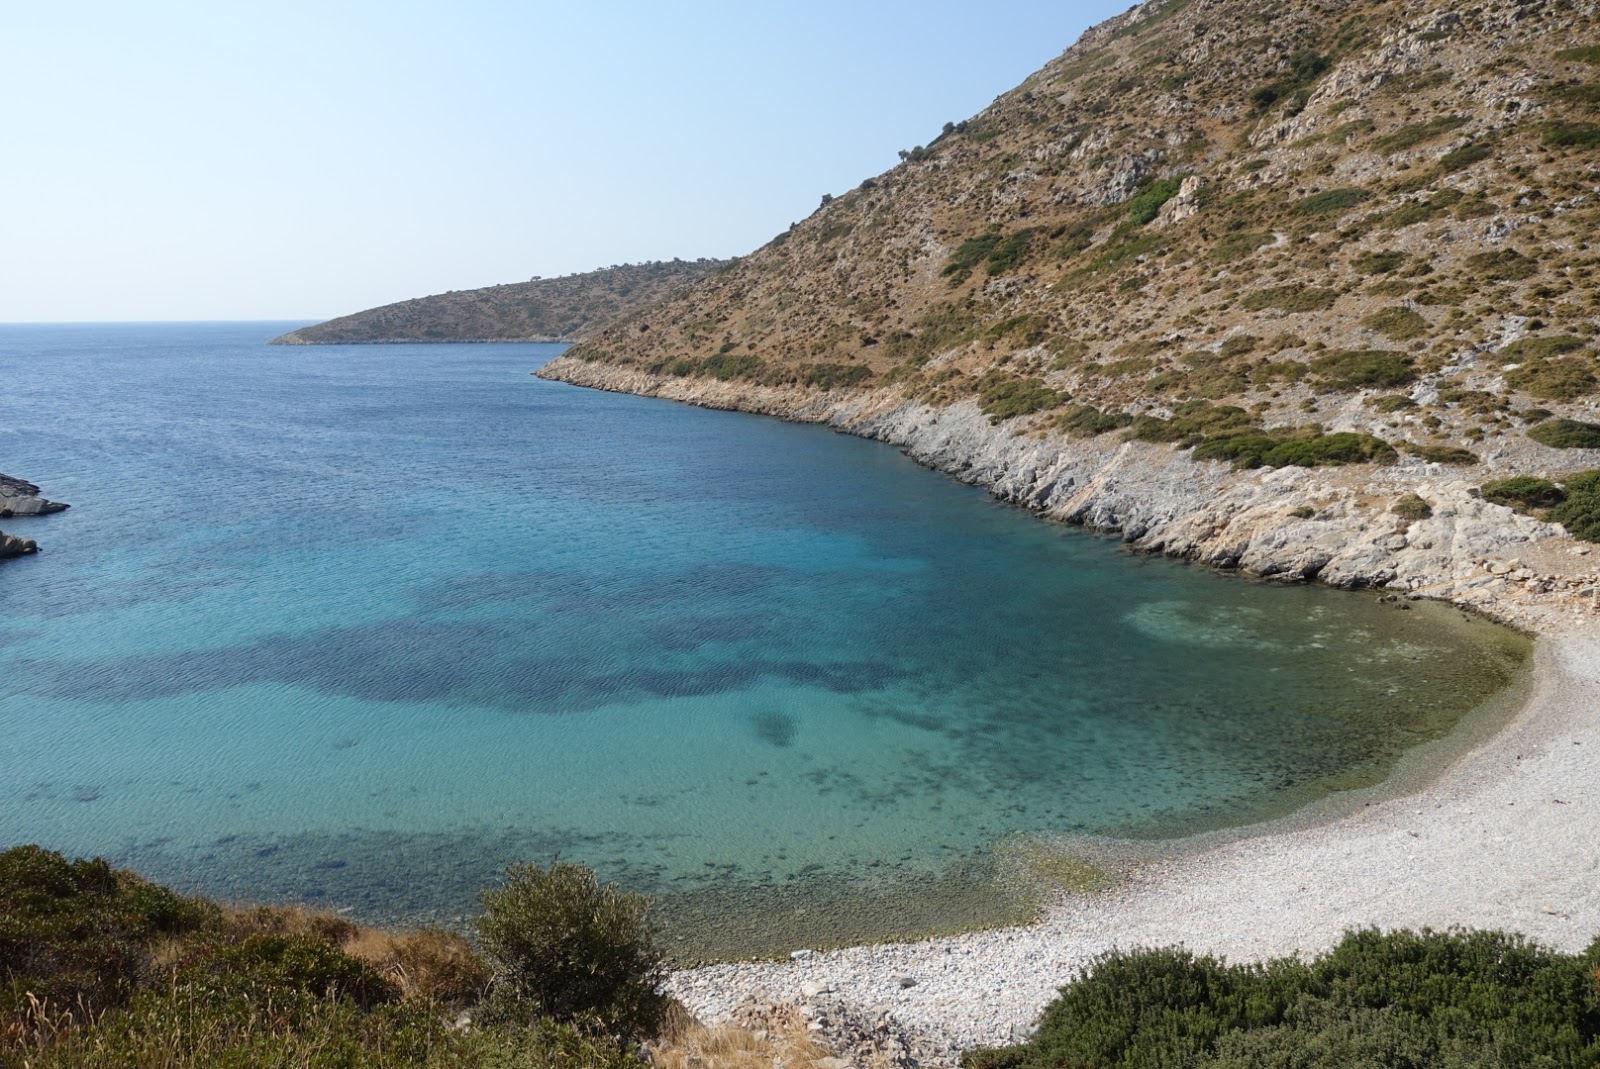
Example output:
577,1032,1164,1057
0,323,1527,956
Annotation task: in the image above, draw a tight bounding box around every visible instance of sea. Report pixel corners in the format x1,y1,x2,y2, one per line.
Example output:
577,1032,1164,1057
0,321,1529,958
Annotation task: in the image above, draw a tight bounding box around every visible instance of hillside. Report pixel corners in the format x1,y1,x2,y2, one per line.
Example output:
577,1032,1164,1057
271,259,731,345
541,0,1600,615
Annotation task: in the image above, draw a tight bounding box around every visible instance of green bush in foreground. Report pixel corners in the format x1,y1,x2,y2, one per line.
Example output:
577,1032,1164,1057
963,929,1600,1069
2,846,656,1069
476,860,668,1039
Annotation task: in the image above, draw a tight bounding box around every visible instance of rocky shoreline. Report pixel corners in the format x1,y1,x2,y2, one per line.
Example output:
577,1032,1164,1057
536,357,1600,631
535,358,1600,1066
0,473,68,558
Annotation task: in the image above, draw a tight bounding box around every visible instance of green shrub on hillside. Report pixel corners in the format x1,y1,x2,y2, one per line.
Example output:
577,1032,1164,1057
1291,187,1371,216
977,374,1071,423
1466,248,1538,281
1311,350,1416,389
1552,473,1600,542
697,353,765,381
476,860,667,1038
944,230,1004,282
1392,493,1433,522
1505,358,1598,401
1439,141,1493,173
1057,405,1134,437
1243,284,1340,313
1362,306,1429,341
1556,45,1600,64
804,363,874,389
1528,419,1600,449
1126,176,1185,226
1480,475,1566,510
1546,122,1600,148
985,229,1041,275
1405,443,1479,465
961,928,1600,1069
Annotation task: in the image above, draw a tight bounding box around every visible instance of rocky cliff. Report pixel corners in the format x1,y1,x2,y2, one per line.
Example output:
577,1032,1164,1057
541,0,1600,624
272,259,732,345
0,474,68,558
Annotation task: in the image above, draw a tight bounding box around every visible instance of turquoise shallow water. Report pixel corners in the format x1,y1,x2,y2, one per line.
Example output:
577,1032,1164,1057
0,323,1527,957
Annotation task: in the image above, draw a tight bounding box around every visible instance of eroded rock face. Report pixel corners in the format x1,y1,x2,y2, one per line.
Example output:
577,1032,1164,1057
0,474,68,518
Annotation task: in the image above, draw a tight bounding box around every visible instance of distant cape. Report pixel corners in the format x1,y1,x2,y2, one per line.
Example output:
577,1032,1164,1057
270,259,732,346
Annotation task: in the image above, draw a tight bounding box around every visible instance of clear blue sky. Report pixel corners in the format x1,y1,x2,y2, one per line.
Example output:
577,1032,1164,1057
3,1,1129,322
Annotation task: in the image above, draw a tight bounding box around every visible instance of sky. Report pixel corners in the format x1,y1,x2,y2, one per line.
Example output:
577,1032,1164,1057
2,1,1130,322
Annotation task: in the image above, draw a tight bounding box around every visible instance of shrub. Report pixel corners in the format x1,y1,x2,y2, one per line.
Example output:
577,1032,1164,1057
1373,115,1467,153
1262,432,1396,467
1126,176,1185,226
1352,250,1407,275
1466,248,1538,281
187,933,397,1009
475,860,667,1039
1392,493,1433,522
943,230,1004,281
1504,335,1588,359
1556,45,1600,64
1529,419,1600,449
1243,284,1339,313
985,229,1041,275
0,845,214,1018
961,928,1600,1069
804,363,874,389
1371,394,1417,412
1406,443,1479,465
1291,187,1371,216
1311,350,1416,389
1504,358,1598,401
977,374,1070,423
1564,470,1600,495
1212,229,1273,263
1481,476,1566,510
1363,306,1430,341
1439,141,1493,173
1058,405,1134,437
1546,122,1600,148
697,353,764,381
1552,480,1600,542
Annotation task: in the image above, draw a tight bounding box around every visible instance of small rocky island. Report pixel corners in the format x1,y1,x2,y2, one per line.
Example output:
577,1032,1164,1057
0,473,68,558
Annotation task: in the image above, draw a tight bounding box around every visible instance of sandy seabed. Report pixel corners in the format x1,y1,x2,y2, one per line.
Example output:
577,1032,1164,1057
667,624,1600,1063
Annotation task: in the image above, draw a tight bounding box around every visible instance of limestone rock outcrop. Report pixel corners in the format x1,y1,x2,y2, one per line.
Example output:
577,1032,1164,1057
0,473,68,559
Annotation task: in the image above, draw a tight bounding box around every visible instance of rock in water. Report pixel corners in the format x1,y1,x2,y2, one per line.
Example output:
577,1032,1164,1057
0,473,69,518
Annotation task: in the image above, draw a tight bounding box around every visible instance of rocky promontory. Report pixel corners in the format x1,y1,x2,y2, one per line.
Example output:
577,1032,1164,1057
0,474,68,558
272,259,732,346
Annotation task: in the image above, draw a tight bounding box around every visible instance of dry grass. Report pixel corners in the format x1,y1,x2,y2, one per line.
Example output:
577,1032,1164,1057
651,1003,835,1069
216,904,489,1010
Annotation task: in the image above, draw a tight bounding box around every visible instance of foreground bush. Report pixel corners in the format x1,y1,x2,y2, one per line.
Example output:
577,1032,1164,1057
1,846,655,1069
962,928,1600,1069
476,859,668,1039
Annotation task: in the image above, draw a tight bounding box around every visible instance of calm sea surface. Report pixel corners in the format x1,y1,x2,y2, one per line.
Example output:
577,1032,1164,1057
0,322,1527,957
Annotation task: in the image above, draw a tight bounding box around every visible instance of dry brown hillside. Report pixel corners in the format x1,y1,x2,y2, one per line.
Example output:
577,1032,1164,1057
272,259,730,345
555,0,1600,488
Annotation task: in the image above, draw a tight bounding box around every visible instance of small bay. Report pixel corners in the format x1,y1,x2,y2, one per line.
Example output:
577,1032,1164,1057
0,323,1527,958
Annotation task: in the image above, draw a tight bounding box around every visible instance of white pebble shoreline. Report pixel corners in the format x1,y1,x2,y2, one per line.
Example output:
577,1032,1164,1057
667,626,1600,1065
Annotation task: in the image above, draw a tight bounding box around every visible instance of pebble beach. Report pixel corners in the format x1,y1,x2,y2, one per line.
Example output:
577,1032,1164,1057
667,621,1600,1065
